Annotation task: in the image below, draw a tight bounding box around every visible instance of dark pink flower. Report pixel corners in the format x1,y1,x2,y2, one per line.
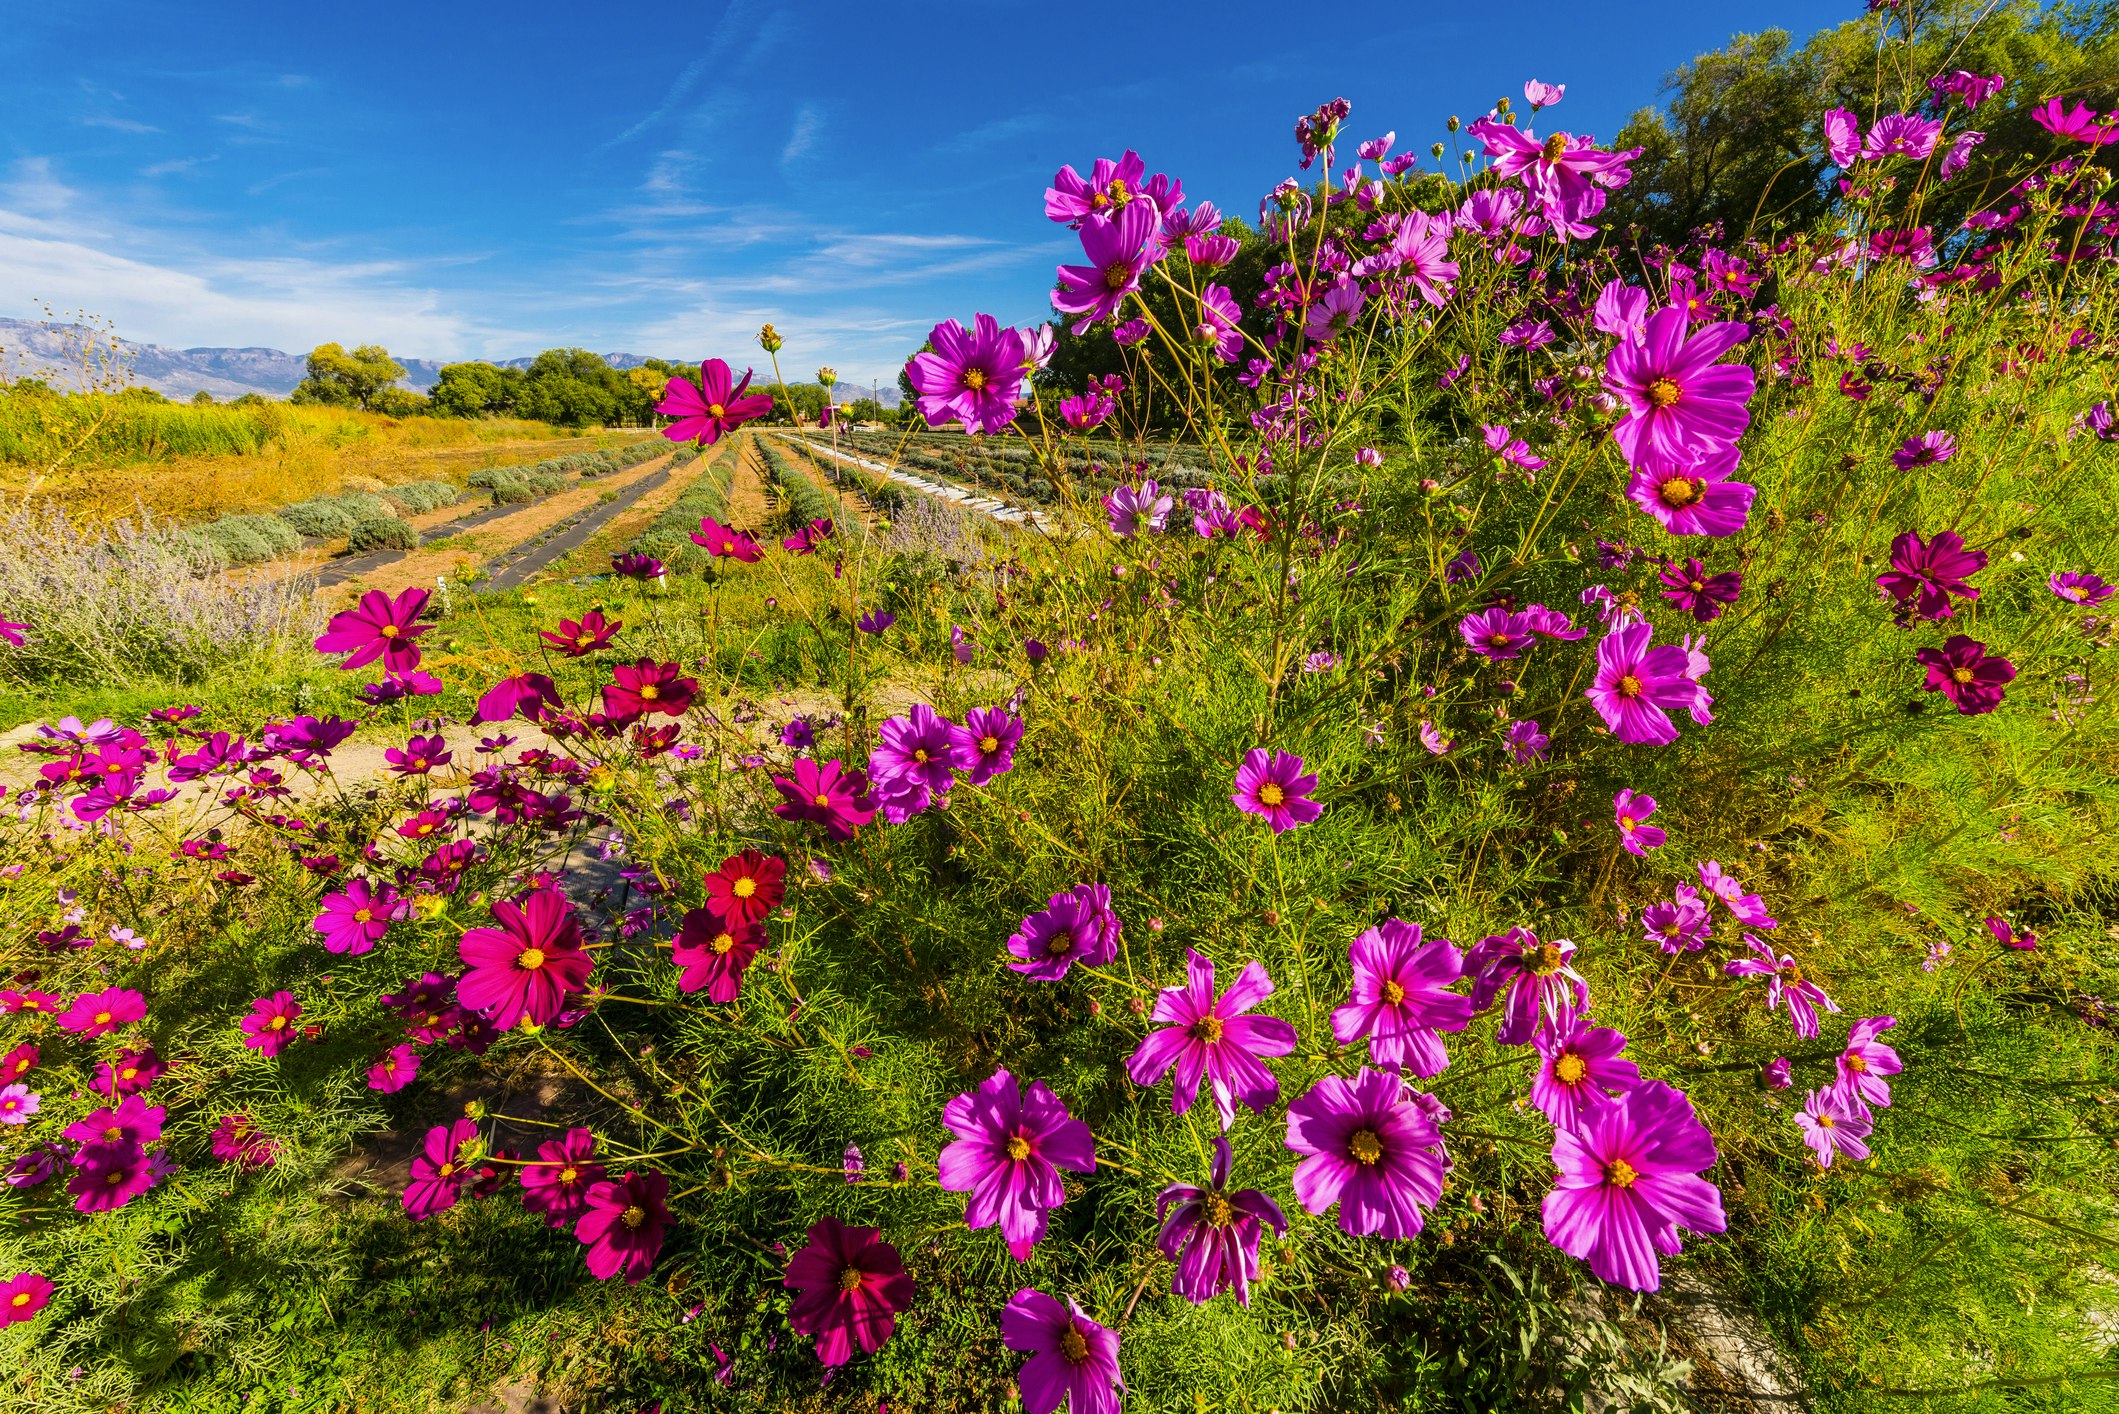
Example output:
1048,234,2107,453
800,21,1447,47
367,1043,421,1094
1542,1080,1724,1291
1466,927,1587,1045
1328,920,1472,1077
1053,200,1162,332
68,1140,159,1212
655,359,773,445
1604,307,1754,475
1626,444,1756,537
938,1068,1095,1260
1613,789,1664,855
1724,933,1840,1039
314,587,429,674
521,1127,605,1229
576,1170,669,1283
1834,1016,1902,1110
784,1217,915,1366
691,515,763,562
0,1271,51,1326
1658,558,1742,621
603,659,696,720
1878,531,1985,620
1230,748,1321,832
1127,951,1298,1129
402,1119,479,1220
1284,1066,1445,1239
239,992,302,1056
457,889,594,1029
1795,1088,1871,1168
62,1094,165,1150
1154,1136,1287,1307
313,878,399,955
771,758,876,840
671,908,763,1003
56,987,145,1039
1916,635,2014,714
906,315,1028,434
1003,1287,1125,1414
1531,1021,1643,1132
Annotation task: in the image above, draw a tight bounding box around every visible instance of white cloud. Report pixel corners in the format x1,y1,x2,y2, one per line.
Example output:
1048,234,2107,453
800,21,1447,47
81,116,160,135
782,105,822,165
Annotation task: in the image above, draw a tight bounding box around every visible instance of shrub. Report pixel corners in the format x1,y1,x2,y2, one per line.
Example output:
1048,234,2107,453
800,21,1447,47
346,515,417,553
274,499,358,538
385,480,463,515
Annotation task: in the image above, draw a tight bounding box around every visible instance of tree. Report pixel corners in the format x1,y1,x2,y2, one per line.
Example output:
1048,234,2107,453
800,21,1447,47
429,362,522,418
290,343,407,411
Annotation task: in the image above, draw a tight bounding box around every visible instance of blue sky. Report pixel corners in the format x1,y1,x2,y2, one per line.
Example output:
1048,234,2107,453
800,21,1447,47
0,0,1852,388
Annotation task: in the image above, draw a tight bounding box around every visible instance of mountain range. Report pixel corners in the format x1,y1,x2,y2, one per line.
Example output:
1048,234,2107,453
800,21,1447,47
0,319,898,404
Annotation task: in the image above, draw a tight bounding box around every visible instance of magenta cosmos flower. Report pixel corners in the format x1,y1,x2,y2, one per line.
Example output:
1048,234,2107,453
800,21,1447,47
655,359,772,445
1007,882,1121,981
1190,283,1244,362
1154,1136,1287,1307
315,587,429,674
1724,933,1839,1039
772,758,876,840
1470,117,1637,224
55,987,145,1039
1604,307,1754,475
950,706,1023,786
907,315,1028,435
1613,789,1664,856
2050,571,2114,606
1459,607,1532,660
68,1140,160,1212
1795,1089,1871,1169
1053,200,1162,332
367,1043,420,1094
1104,479,1173,538
1916,635,2014,715
1892,430,1957,470
539,609,620,657
1045,149,1148,225
671,908,764,1002
402,1119,479,1219
938,1067,1096,1260
239,992,301,1056
603,659,697,720
1285,1066,1446,1239
457,888,594,1029
1658,558,1742,621
0,1272,51,1326
785,1217,915,1367
692,514,762,562
1127,950,1298,1129
1585,622,1705,746
313,877,399,955
576,1169,670,1283
1542,1080,1725,1292
1230,748,1322,832
704,849,786,927
1877,530,1985,620
1002,1288,1124,1414
871,702,959,802
1986,916,2038,951
1642,885,1712,953
1329,920,1472,1078
0,1087,38,1124
1466,927,1587,1046
1835,1016,1902,1110
1532,1021,1644,1133
2031,97,2119,144
1627,443,1756,537
521,1127,605,1229
64,1094,165,1149
1698,860,1777,929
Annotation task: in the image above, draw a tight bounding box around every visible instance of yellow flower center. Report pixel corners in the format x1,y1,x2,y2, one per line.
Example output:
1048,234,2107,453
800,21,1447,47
837,1265,865,1294
1104,261,1134,291
1951,666,1975,684
1061,1325,1091,1363
1847,1054,1869,1073
576,634,594,647
107,1171,124,1185
1606,1159,1638,1187
1555,1053,1588,1085
711,932,736,955
559,1166,579,1184
1046,933,1073,956
1616,674,1644,698
269,1016,288,1030
622,1205,647,1228
119,1068,137,1081
520,948,547,971
438,1162,457,1179
1381,980,1407,1005
962,369,987,392
1190,1016,1225,1044
733,877,757,898
1205,1194,1235,1227
94,1011,113,1025
708,404,727,418
813,793,832,807
8,1293,27,1307
1646,377,1682,408
1659,477,1704,508
1534,943,1567,975
639,685,660,701
1348,1129,1383,1165
380,625,400,638
1817,1113,1836,1130
913,748,929,764
1257,783,1285,807
1006,1135,1032,1161
105,1125,124,1140
354,908,372,923
981,735,999,752
1542,132,1569,163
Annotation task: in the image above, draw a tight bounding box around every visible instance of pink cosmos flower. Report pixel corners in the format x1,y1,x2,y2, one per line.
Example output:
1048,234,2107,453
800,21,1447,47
1878,530,1985,620
1469,117,1639,225
315,587,429,674
1916,635,2014,715
1104,480,1173,538
239,992,302,1056
1284,1066,1446,1239
1585,623,1704,745
0,1086,38,1125
1939,129,1984,178
457,888,594,1029
1642,885,1712,953
1524,79,1565,109
475,671,560,725
1542,1080,1725,1291
1532,1021,1643,1132
1762,1056,1793,1090
782,517,834,555
771,758,877,840
1482,424,1547,471
575,1169,669,1283
1153,1136,1287,1307
1053,201,1162,332
655,359,773,445
1007,883,1121,981
1230,748,1322,832
1824,108,1862,165
1304,275,1366,342
1002,1288,1124,1414
1627,443,1756,537
68,1140,160,1212
313,877,399,955
1458,607,1531,660
703,849,786,927
1190,284,1244,362
1127,950,1298,1129
2031,98,2119,145
56,987,145,1039
63,1094,165,1150
367,1043,421,1094
907,315,1029,434
521,1127,605,1229
1659,557,1743,621
1795,1088,1872,1168
540,609,621,657
1045,150,1148,226
1985,916,2038,951
1862,113,1943,160
1724,933,1840,1039
950,706,1023,786
1505,718,1551,764
1613,789,1664,855
1329,920,1472,1077
0,620,23,648
1604,307,1754,475
671,909,763,1003
211,1113,279,1169
603,659,697,720
938,1067,1096,1260
1466,927,1588,1045
2049,572,2114,606
1594,279,1649,343
1698,860,1777,929
1835,1016,1902,1110
691,515,762,562
0,1272,51,1326
785,1217,915,1366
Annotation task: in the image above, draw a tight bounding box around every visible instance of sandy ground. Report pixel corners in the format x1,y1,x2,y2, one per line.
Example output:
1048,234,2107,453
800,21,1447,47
724,438,773,531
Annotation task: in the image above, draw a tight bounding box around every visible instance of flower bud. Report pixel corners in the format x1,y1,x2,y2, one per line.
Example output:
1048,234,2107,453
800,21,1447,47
1431,142,1445,159
757,322,784,354
1446,116,1461,133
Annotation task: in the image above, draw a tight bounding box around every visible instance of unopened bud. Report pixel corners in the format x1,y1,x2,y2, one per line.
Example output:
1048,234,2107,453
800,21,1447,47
1446,116,1461,133
757,322,784,354
1430,142,1445,159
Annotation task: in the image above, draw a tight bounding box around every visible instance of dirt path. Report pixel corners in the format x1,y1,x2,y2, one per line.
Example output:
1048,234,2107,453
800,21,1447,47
546,442,733,579
724,437,774,533
323,456,671,604
777,435,878,533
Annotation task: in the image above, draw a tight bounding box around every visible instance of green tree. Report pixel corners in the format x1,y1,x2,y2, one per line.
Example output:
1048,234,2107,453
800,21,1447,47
290,342,407,411
429,362,522,418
